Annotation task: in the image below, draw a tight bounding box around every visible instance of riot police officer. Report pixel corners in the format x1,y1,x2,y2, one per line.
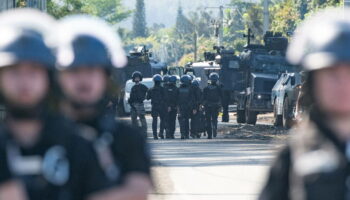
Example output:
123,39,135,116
259,8,350,200
55,15,152,200
190,79,202,138
178,75,194,139
164,75,179,139
163,74,170,84
203,73,222,139
128,71,148,134
147,74,166,139
0,9,111,200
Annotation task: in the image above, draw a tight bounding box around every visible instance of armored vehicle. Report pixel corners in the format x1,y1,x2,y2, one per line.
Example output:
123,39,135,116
234,30,296,125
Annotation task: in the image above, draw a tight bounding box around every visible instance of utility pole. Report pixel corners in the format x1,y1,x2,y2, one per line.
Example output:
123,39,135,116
263,0,269,33
194,31,198,62
218,5,224,47
206,5,225,47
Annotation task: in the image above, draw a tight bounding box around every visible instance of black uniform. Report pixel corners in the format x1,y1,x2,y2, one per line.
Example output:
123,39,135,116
77,112,151,186
259,110,350,200
203,83,222,138
190,85,202,138
178,84,194,139
0,114,111,200
164,84,179,139
221,89,231,122
128,83,148,134
146,83,166,139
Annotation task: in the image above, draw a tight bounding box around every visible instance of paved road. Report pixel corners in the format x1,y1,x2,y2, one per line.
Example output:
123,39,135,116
122,114,284,200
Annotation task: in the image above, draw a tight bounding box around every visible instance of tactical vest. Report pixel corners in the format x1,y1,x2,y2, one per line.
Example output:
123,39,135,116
206,85,221,104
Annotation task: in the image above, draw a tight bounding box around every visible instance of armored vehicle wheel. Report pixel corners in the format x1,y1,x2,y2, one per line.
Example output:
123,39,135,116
237,110,246,123
274,101,283,127
245,109,257,125
283,97,293,128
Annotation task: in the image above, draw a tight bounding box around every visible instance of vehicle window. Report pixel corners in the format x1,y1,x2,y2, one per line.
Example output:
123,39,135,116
291,76,296,86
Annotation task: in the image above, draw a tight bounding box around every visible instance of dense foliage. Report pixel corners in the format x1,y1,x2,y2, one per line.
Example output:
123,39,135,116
46,0,342,66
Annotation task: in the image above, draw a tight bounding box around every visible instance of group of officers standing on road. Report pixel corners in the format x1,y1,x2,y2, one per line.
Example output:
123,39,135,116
0,9,152,200
128,71,223,140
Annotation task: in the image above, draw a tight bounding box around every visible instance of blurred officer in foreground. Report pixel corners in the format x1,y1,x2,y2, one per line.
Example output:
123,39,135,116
0,10,111,200
164,75,179,139
128,71,148,135
146,74,165,139
190,79,202,138
55,16,152,200
259,8,350,200
203,73,222,139
178,75,193,139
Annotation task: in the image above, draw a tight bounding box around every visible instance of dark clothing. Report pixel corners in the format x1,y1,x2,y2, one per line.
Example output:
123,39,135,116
178,85,193,138
164,84,179,108
205,105,220,138
78,113,151,187
164,84,179,138
203,84,222,107
147,84,166,138
221,90,231,122
191,85,202,110
203,84,222,138
190,85,202,137
128,83,148,104
166,109,177,138
259,110,350,200
147,84,165,106
150,109,165,138
129,83,148,133
0,114,110,200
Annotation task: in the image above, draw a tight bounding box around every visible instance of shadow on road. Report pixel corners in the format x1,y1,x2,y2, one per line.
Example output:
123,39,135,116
149,139,283,167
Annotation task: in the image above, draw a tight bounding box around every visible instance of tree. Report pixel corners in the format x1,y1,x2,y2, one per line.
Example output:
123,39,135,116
47,0,85,19
175,5,193,38
270,0,300,34
82,0,131,24
295,0,308,19
47,0,131,24
132,0,147,38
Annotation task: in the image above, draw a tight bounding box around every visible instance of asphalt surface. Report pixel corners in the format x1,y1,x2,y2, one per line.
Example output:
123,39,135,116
122,114,285,200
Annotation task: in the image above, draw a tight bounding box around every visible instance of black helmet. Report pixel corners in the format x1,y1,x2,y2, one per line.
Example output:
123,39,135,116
163,75,170,83
55,15,127,70
0,28,55,68
209,72,219,82
287,8,350,71
153,74,162,82
180,75,191,85
188,74,194,81
169,75,177,84
192,79,200,87
132,71,143,82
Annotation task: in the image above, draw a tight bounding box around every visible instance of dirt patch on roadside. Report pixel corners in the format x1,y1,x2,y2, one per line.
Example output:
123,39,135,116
219,113,290,140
